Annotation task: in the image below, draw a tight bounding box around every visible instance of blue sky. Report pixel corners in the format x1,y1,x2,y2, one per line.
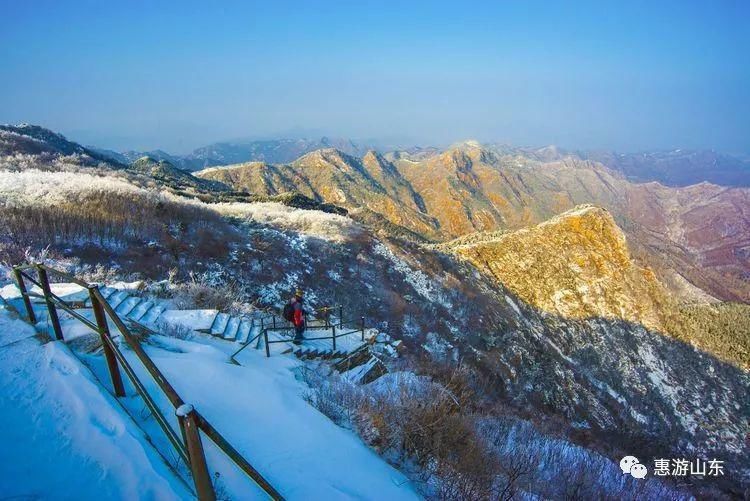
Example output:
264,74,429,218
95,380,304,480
1,0,748,153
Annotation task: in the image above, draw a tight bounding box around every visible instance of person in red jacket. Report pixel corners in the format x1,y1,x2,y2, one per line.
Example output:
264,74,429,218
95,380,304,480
291,289,306,345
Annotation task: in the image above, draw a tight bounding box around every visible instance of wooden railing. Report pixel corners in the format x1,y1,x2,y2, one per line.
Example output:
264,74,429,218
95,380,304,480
13,264,283,501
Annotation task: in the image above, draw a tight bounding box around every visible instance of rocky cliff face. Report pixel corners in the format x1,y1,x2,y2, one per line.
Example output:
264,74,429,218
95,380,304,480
444,205,674,332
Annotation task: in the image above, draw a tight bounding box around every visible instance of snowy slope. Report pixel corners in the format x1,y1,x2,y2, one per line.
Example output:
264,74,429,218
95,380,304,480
0,304,191,500
0,286,418,499
85,333,418,500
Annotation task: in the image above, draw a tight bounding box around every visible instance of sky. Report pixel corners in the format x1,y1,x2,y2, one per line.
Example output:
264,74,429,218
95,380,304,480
1,0,748,154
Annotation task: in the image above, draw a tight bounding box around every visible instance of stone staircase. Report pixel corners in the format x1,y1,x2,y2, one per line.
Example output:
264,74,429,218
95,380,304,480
1,280,386,382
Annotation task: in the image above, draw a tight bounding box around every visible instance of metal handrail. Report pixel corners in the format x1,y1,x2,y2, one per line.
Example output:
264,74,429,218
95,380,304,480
264,316,358,333
261,313,367,357
229,330,264,361
265,328,364,343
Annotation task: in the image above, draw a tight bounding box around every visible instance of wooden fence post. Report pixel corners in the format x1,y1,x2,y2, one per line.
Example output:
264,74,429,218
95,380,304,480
264,329,270,358
332,325,336,352
13,268,36,323
89,286,125,397
176,404,216,501
36,266,63,341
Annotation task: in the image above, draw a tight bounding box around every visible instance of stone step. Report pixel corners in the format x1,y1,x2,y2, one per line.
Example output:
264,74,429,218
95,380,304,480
128,300,154,322
210,312,230,336
116,296,142,317
254,326,265,349
223,317,241,341
236,320,252,343
141,304,166,325
334,345,372,373
84,286,117,306
107,291,131,310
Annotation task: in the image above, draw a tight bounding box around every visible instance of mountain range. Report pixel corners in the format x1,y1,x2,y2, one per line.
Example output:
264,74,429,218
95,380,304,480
1,123,748,496
196,141,750,304
93,137,368,172
91,134,750,188
4,123,748,305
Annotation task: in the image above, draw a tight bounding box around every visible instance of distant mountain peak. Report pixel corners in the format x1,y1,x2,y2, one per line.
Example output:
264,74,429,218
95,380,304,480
362,149,387,163
435,141,499,169
132,155,175,167
453,139,483,149
295,147,357,166
2,123,80,149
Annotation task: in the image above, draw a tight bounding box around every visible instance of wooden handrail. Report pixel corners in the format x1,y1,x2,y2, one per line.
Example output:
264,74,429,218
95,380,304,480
93,287,186,409
12,263,37,271
38,264,92,288
101,332,190,464
12,265,192,480
12,268,36,323
16,269,42,288
195,411,284,500
13,264,285,500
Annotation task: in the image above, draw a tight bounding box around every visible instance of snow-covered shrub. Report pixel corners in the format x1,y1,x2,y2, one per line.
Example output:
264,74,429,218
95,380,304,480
0,170,238,272
155,320,194,341
168,276,246,314
299,365,365,426
75,263,128,285
214,202,364,243
303,362,500,500
302,360,689,500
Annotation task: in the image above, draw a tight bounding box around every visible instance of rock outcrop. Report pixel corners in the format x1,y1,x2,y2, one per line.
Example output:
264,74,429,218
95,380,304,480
445,205,674,332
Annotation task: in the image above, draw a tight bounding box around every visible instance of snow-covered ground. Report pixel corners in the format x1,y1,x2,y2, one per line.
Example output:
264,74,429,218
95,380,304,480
107,335,416,499
0,303,191,500
0,287,418,499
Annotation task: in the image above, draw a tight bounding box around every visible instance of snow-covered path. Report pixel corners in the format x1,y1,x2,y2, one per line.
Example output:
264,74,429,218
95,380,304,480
0,304,191,500
84,333,419,500
0,284,419,500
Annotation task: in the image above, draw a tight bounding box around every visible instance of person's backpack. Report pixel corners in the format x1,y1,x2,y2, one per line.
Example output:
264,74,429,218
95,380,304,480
282,302,294,322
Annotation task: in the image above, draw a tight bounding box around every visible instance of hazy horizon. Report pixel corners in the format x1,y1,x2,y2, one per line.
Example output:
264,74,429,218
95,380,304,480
2,1,748,155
